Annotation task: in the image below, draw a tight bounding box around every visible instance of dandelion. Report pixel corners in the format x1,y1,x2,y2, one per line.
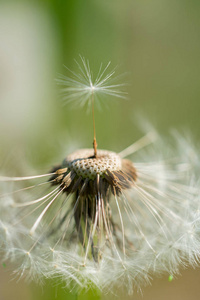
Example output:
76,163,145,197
0,58,200,295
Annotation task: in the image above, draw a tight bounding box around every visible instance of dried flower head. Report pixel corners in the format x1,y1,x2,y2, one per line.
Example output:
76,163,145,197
0,59,200,294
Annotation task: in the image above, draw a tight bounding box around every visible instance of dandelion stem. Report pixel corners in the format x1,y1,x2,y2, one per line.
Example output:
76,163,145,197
92,91,98,157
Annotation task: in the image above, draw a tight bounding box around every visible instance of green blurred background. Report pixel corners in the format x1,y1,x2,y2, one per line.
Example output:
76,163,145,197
0,0,200,299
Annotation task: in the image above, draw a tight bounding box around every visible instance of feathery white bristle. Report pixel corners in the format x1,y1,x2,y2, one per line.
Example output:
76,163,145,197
0,172,55,182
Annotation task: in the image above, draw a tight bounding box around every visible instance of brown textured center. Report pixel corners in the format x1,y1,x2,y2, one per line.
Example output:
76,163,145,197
63,149,122,180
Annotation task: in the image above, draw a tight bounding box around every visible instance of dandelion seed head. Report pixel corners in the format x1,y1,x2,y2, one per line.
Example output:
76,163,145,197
1,57,200,294
1,133,200,294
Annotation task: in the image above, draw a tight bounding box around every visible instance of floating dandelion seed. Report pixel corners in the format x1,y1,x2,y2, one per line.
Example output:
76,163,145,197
57,56,127,158
56,55,127,108
0,59,200,294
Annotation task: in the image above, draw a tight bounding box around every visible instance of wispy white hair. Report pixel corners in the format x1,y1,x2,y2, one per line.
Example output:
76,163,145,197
0,133,200,294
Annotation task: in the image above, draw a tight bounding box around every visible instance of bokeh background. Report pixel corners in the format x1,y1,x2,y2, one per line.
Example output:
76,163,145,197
0,0,200,299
